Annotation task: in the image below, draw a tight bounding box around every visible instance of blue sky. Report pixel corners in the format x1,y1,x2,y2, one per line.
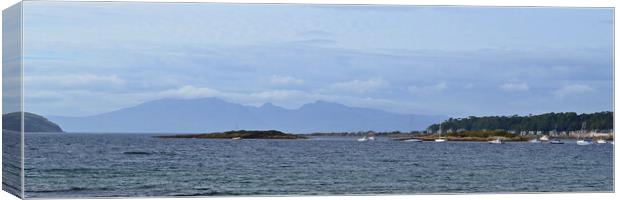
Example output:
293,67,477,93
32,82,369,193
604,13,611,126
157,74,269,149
22,2,613,117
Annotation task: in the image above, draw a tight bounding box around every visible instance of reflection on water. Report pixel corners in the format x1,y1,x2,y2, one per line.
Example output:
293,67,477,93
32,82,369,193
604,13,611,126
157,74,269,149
3,130,22,197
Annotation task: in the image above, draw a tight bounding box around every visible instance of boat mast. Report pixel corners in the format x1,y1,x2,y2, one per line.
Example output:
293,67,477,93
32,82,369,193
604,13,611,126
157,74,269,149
438,122,442,137
581,121,587,140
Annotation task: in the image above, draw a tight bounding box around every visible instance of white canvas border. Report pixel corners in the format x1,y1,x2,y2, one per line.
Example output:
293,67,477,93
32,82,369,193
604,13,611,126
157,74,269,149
0,0,616,200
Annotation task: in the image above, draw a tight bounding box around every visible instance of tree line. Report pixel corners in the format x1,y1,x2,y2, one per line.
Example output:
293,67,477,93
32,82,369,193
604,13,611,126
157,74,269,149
428,111,613,132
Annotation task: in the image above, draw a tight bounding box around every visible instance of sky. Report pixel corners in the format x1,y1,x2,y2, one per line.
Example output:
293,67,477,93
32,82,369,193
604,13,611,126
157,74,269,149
21,1,613,117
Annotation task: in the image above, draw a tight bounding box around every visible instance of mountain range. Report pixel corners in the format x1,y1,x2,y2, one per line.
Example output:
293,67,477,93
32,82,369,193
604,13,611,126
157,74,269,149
47,98,446,133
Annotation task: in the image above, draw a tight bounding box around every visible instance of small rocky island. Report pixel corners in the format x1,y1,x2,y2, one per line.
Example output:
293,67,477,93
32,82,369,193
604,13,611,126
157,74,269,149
156,130,307,139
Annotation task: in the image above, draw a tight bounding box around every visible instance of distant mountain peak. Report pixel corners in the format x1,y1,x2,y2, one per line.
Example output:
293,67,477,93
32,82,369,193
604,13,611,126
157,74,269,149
260,102,281,109
301,100,345,109
261,102,276,107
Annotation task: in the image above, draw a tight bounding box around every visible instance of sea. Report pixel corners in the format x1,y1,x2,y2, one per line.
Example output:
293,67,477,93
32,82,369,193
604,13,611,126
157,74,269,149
21,133,614,198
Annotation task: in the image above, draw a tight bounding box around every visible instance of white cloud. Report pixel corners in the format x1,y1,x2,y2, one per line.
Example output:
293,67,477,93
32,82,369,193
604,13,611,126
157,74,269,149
554,84,595,98
157,86,310,108
158,85,222,99
326,78,389,93
268,75,304,85
499,82,529,92
249,90,307,100
408,82,448,95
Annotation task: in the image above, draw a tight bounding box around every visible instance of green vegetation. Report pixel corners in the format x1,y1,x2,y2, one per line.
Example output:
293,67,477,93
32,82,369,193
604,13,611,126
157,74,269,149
448,130,528,141
310,131,422,137
2,112,63,132
156,130,307,139
398,130,528,142
428,111,613,132
445,130,517,138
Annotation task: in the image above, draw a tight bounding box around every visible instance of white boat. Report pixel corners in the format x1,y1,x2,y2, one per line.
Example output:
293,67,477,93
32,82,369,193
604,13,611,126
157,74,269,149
549,139,564,144
576,140,592,145
595,139,606,144
529,138,541,143
403,138,422,142
434,122,447,142
488,138,504,144
539,135,549,142
231,137,242,140
357,136,368,142
576,122,592,146
368,136,376,141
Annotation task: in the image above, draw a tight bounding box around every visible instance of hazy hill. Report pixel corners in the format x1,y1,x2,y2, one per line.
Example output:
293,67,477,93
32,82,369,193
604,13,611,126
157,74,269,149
2,112,64,132
48,98,445,133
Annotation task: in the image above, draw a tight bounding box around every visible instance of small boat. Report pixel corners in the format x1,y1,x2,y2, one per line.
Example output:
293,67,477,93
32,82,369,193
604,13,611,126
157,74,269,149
595,139,606,144
529,138,541,143
434,122,446,142
357,136,368,142
576,122,592,146
488,138,504,144
576,140,592,146
231,137,242,140
549,139,564,144
368,136,376,141
403,138,422,142
539,135,550,142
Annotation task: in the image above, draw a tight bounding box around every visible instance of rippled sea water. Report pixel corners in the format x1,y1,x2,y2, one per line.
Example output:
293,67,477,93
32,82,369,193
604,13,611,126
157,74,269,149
24,133,613,198
3,130,22,197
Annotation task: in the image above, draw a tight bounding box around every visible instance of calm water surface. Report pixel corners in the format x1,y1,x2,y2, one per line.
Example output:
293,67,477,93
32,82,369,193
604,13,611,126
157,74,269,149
24,133,614,198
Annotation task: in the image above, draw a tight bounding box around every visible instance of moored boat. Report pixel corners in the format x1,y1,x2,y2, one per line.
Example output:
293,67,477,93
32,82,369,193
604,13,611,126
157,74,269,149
576,122,592,146
488,138,504,144
595,139,606,144
403,138,423,142
549,139,564,144
576,140,592,145
434,122,447,142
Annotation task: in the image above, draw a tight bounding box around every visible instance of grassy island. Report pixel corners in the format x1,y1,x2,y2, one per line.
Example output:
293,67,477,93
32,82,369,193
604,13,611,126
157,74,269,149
156,130,307,139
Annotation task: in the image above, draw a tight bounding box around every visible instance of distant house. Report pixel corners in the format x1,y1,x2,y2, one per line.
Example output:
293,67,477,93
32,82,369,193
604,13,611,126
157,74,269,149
568,130,613,138
590,132,613,138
